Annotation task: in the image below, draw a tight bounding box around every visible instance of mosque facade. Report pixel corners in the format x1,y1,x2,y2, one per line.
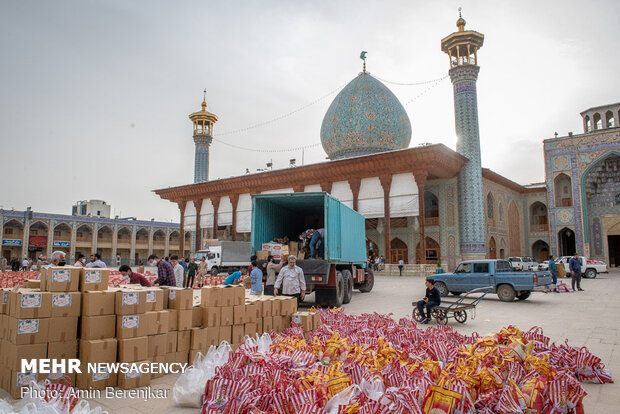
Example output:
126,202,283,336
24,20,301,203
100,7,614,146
156,17,620,268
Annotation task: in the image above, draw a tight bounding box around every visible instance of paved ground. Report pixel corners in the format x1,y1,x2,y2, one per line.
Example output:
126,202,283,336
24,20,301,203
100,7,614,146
2,269,618,413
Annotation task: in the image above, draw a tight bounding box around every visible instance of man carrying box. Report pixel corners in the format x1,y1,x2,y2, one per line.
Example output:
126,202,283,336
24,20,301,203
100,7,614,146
223,268,248,286
274,255,306,304
149,254,176,287
118,265,151,287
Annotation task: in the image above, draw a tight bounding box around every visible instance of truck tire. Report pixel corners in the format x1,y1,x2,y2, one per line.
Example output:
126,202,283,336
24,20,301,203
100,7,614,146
342,269,353,304
210,267,219,277
316,271,345,307
435,282,449,297
517,291,531,301
585,268,597,279
497,284,516,302
357,268,374,293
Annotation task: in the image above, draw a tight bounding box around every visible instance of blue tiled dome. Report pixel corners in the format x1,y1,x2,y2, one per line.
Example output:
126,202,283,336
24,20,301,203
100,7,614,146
320,72,412,159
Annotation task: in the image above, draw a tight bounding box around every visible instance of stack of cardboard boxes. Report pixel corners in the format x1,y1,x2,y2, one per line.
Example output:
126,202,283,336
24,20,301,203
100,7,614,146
160,286,194,370
256,241,302,261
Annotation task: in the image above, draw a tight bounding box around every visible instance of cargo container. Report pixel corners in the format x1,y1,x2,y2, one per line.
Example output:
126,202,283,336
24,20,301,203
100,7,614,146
251,192,374,306
193,241,251,276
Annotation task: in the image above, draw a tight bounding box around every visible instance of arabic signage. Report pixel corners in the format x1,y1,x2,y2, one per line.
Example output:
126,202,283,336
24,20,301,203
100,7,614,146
53,241,71,248
2,239,22,246
28,236,47,248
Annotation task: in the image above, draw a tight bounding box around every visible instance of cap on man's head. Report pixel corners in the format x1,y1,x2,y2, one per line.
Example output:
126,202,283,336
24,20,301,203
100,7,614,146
288,255,297,261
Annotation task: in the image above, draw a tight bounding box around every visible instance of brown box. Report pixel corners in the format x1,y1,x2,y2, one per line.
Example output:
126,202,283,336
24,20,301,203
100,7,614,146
148,333,167,357
285,297,298,315
8,370,39,399
219,286,236,307
256,318,263,334
297,251,306,260
118,336,148,363
41,267,81,292
178,310,193,331
263,316,273,332
206,326,219,347
250,300,262,317
232,324,244,344
177,330,191,352
234,286,245,306
80,269,110,291
115,290,146,315
144,288,164,311
151,355,165,379
190,327,208,350
81,290,115,316
245,302,258,323
260,299,272,317
50,292,81,317
167,310,179,331
200,286,222,307
81,315,115,340
117,361,151,389
192,306,202,327
166,331,178,353
218,326,231,343
48,340,77,359
76,368,117,390
116,314,148,339
202,307,221,327
220,306,233,326
292,312,313,332
1,289,10,314
23,279,40,289
1,341,47,370
312,312,321,329
79,338,117,362
271,298,281,317
244,322,257,338
233,304,245,325
272,315,283,332
0,314,7,339
9,290,52,318
48,317,78,342
256,250,269,260
167,288,193,310
174,351,188,365
144,311,169,335
283,314,292,328
7,317,50,344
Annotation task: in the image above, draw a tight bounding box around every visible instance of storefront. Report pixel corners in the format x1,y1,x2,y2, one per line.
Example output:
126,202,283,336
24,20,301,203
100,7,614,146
2,239,23,261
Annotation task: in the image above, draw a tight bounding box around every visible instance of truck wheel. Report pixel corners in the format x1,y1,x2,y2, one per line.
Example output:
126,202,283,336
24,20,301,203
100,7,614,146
497,284,516,302
357,268,374,293
585,268,597,279
315,271,345,307
517,291,531,301
210,267,219,276
435,282,449,297
342,269,353,304
450,291,462,296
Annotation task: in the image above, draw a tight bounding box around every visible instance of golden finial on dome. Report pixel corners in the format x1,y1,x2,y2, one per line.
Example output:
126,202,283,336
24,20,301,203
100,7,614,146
201,88,207,111
457,7,466,31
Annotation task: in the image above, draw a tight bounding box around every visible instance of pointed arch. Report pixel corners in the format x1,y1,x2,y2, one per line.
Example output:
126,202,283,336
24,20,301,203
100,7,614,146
508,201,521,256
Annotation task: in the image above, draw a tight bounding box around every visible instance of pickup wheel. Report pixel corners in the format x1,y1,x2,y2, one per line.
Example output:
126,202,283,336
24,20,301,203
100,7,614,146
450,291,462,296
342,269,353,304
210,267,219,276
357,268,374,292
517,291,531,301
434,282,449,297
315,271,345,307
585,268,597,279
497,284,516,302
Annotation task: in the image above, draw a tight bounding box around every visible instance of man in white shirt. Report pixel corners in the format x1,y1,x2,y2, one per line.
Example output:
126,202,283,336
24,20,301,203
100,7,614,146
170,255,185,288
274,255,306,303
21,258,29,270
85,253,107,268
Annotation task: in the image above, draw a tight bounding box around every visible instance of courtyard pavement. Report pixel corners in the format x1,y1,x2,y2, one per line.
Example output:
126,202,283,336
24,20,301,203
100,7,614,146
1,269,618,413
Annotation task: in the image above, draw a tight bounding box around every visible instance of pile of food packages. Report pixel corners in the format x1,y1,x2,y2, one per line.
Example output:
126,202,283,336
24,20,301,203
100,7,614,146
191,308,612,414
0,270,158,289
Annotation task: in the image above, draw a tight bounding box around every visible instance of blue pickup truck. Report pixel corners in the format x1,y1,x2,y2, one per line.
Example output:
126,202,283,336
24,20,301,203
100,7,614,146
427,259,553,302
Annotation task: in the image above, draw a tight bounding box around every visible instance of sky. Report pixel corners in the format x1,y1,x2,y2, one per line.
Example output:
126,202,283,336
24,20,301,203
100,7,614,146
0,0,618,222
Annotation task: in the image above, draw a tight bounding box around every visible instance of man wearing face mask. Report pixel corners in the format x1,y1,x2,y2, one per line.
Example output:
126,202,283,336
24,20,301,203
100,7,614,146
74,254,86,267
118,265,151,287
149,254,176,286
48,250,66,267
86,253,107,268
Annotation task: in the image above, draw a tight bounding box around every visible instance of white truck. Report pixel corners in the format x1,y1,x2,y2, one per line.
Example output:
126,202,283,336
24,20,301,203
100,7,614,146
193,241,251,276
557,256,608,279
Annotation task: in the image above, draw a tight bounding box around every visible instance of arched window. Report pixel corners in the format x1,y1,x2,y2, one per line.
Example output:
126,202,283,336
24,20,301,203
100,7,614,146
554,173,573,207
593,113,602,130
606,111,615,128
424,191,439,226
498,203,504,222
529,202,548,232
486,193,494,219
584,115,591,132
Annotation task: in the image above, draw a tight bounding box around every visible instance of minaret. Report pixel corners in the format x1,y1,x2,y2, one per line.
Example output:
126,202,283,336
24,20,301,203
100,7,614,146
441,11,486,259
189,90,218,183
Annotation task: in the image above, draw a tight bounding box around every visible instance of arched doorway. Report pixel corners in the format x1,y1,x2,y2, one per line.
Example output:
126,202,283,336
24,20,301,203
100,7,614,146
97,226,113,264
508,201,521,256
116,227,132,265
529,202,548,233
532,240,550,262
28,221,49,260
415,237,440,264
608,222,620,267
135,228,149,265
2,219,24,261
488,237,497,259
366,239,379,260
74,224,93,259
169,231,181,258
52,223,72,255
391,238,408,264
554,173,573,207
153,230,166,258
424,191,440,226
499,239,506,259
558,227,576,257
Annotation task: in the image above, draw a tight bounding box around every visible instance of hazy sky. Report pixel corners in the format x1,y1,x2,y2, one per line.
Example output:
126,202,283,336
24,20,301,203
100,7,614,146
1,0,618,222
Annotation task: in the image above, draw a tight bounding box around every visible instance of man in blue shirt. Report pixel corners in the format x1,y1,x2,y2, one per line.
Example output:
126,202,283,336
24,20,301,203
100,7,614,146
249,260,263,295
223,267,248,285
569,254,583,291
548,255,558,292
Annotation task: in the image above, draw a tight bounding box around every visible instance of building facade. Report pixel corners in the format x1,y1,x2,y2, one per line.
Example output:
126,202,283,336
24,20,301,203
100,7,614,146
71,200,111,218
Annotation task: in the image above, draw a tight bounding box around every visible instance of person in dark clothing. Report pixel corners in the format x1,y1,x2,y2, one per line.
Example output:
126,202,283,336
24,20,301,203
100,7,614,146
548,255,558,292
149,254,176,287
569,254,583,291
416,279,441,324
118,265,151,287
186,258,198,288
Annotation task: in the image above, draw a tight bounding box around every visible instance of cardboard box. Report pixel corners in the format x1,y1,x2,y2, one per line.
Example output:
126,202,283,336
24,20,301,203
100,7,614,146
166,331,178,353
167,310,179,331
256,317,263,334
244,322,257,338
1,289,10,314
292,312,313,332
8,370,39,399
115,290,146,315
200,286,222,308
272,315,283,332
80,269,110,291
234,285,245,306
190,327,208,350
285,297,298,315
178,310,193,331
151,355,166,379
7,317,50,345
202,306,221,327
144,311,169,335
219,286,236,307
220,306,233,326
9,290,52,318
76,368,117,390
81,315,115,340
263,316,273,332
50,292,81,317
0,314,7,339
312,312,321,329
206,326,219,347
117,360,151,389
233,304,245,325
231,324,244,344
271,298,281,317
256,250,269,260
48,317,78,342
174,351,188,365
48,340,77,359
249,300,262,317
245,302,258,323
1,341,47,371
297,251,305,260
81,290,115,316
167,288,193,310
41,267,81,292
117,314,148,339
144,288,164,312
148,333,167,357
23,279,40,289
260,299,272,317
192,306,202,327
218,326,231,343
79,338,117,362
118,336,148,363
177,330,191,352
283,315,292,328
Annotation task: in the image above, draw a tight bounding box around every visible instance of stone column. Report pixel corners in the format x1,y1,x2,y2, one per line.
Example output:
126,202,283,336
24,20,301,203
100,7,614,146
164,229,170,257
91,224,97,255
148,227,154,256
70,222,77,260
194,199,203,251
379,175,392,263
178,201,186,256
46,221,53,258
348,178,361,212
130,227,136,266
22,218,29,259
211,197,220,240
230,194,239,241
414,171,428,264
112,224,118,264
